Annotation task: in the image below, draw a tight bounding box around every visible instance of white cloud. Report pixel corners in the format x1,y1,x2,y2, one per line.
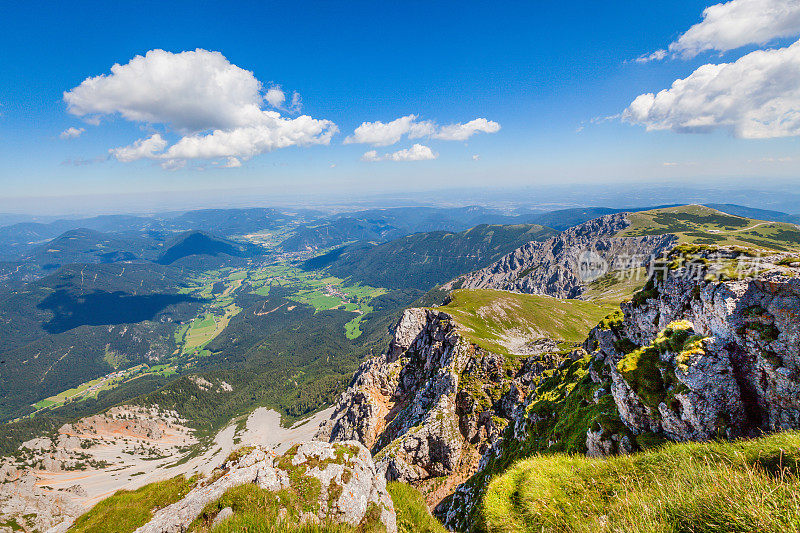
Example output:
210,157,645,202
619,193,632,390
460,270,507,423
161,114,337,160
59,126,85,139
345,115,423,146
361,144,437,162
624,39,800,138
361,150,381,162
64,49,336,167
432,118,501,141
64,49,265,131
472,154,480,161
110,134,168,162
408,120,436,139
388,144,437,161
639,0,800,62
160,159,186,171
636,49,668,64
264,86,286,108
346,115,499,146
224,157,242,168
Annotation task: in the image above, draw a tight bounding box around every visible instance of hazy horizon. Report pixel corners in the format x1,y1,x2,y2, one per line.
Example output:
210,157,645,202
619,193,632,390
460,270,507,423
0,177,798,219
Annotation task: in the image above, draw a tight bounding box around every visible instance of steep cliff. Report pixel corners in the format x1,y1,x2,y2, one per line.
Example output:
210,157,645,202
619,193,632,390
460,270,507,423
444,213,676,298
315,307,559,505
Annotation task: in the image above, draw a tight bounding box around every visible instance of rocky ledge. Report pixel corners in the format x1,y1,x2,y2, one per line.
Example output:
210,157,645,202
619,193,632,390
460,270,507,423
132,441,395,533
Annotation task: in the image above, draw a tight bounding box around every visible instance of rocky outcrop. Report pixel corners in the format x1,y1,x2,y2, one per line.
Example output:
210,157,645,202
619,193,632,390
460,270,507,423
317,308,557,505
586,248,800,441
134,441,396,533
0,472,83,533
318,308,472,487
445,213,676,298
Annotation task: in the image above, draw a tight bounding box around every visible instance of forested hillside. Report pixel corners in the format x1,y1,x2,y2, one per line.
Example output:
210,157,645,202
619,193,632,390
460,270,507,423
308,224,556,290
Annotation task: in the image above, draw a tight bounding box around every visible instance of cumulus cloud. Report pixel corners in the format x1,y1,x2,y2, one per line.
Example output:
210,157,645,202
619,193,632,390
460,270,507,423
432,118,501,141
639,0,800,62
388,144,438,161
161,114,338,160
345,115,427,146
624,39,800,138
59,126,85,139
110,134,168,162
63,49,336,167
264,86,286,108
361,150,381,162
361,144,438,162
346,115,499,146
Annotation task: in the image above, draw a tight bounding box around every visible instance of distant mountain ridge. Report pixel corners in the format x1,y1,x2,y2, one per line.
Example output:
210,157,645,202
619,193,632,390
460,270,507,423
444,213,676,298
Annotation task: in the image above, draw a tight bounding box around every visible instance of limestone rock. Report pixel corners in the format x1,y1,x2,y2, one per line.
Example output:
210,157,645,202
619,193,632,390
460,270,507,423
134,441,396,533
588,249,800,441
319,306,557,512
210,507,233,529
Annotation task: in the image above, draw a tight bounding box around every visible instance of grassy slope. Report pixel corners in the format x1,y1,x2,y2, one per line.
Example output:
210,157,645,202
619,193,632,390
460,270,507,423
579,204,800,304
388,482,447,533
70,476,195,533
436,289,614,356
482,430,800,533
581,267,648,305
618,204,800,252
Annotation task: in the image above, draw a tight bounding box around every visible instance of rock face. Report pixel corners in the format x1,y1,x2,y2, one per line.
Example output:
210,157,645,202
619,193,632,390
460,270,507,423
134,441,396,533
0,471,83,533
445,213,676,298
318,309,471,486
587,249,800,441
317,308,554,504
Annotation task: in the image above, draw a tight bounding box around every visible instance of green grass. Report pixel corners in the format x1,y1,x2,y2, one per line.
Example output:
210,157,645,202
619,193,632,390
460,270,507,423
253,261,386,338
181,305,241,354
32,399,56,409
388,482,447,533
619,205,800,252
290,291,343,311
582,267,648,304
70,476,195,533
436,289,615,356
344,314,366,340
481,430,800,533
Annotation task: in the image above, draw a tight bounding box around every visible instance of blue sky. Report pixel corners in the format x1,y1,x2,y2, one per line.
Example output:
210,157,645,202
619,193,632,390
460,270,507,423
2,0,800,207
